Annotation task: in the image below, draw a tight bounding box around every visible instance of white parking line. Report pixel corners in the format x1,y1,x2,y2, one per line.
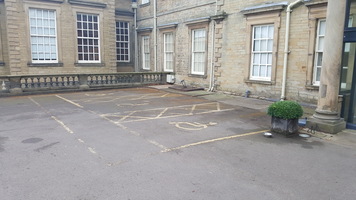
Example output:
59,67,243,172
51,116,74,134
55,95,84,108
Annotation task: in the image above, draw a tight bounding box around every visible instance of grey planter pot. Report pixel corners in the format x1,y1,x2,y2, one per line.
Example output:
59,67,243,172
271,116,299,136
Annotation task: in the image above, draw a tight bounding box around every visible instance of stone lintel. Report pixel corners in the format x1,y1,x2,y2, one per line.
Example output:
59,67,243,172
115,9,134,17
137,27,153,32
185,17,210,26
24,0,64,4
304,0,327,8
306,117,346,134
158,23,178,30
241,1,287,15
68,0,107,8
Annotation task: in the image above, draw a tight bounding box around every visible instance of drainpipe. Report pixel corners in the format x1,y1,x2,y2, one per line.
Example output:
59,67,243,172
209,0,218,92
209,20,216,92
132,1,138,72
153,0,157,72
280,0,303,100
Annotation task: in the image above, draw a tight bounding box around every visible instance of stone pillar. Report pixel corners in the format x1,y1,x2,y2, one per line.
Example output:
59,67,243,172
306,0,347,133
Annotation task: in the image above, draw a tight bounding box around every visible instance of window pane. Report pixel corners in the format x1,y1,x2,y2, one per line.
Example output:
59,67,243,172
313,19,326,85
29,8,57,62
192,29,206,74
260,65,267,77
317,52,323,66
261,40,267,51
261,26,268,38
253,40,260,52
77,13,100,62
164,33,174,71
268,26,274,38
267,40,273,51
253,54,260,64
254,26,261,39
318,37,324,51
319,20,326,35
316,68,321,82
253,65,259,76
250,24,274,80
267,66,272,77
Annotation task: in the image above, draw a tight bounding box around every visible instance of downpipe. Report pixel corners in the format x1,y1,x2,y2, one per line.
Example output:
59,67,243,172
280,0,304,100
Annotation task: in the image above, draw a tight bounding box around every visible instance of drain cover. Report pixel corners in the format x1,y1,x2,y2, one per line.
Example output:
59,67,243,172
299,134,310,138
263,132,273,138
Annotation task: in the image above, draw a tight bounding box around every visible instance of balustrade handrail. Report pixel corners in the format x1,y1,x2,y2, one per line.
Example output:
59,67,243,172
0,72,171,79
0,72,173,95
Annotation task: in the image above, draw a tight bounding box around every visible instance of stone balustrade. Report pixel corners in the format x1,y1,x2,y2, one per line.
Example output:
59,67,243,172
0,72,171,95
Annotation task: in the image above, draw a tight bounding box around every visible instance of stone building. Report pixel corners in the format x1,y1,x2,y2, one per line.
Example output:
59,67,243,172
0,0,135,76
134,0,355,132
135,0,329,103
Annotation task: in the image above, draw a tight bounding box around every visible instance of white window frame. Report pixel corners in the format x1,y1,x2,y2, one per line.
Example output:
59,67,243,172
141,0,149,4
142,36,150,70
116,21,130,62
313,19,326,86
29,8,58,63
250,24,274,81
191,29,206,75
76,13,100,63
163,32,174,72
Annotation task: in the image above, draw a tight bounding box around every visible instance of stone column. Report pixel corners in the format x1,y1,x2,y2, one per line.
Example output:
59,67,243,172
306,0,347,133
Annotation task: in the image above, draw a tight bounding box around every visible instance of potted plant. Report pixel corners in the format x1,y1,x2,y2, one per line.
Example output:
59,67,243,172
267,100,303,136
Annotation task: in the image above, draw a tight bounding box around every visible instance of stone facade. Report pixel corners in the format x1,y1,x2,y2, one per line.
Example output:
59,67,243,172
136,0,328,104
0,0,134,76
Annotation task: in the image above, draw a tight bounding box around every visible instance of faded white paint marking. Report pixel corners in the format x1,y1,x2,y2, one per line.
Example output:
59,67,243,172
147,140,167,150
55,95,84,108
28,97,41,107
189,105,196,115
78,139,85,143
162,130,268,152
51,116,74,134
156,108,168,118
88,147,97,154
117,103,149,107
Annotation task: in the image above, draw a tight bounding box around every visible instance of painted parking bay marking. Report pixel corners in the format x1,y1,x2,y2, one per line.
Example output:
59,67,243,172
101,102,234,123
162,130,268,153
170,122,218,131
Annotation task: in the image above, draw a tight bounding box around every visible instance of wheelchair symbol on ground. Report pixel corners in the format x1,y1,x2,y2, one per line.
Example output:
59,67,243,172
169,122,217,131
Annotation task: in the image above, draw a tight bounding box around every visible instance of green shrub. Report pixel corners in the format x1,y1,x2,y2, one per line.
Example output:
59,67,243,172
267,101,303,120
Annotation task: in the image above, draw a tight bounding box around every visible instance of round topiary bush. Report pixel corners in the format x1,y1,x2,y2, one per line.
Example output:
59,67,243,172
267,100,303,120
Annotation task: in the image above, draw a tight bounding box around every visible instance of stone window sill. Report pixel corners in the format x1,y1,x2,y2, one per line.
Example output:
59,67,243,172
305,84,319,90
28,62,63,67
140,2,150,7
188,74,207,79
75,63,105,67
245,79,275,85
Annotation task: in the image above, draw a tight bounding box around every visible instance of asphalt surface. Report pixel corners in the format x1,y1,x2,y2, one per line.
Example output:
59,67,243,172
1,86,356,200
